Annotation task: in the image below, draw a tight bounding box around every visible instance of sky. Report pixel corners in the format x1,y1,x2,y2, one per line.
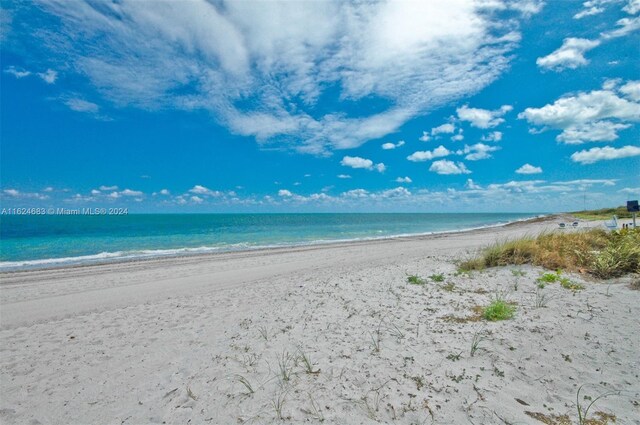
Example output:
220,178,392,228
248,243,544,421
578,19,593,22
0,0,639,213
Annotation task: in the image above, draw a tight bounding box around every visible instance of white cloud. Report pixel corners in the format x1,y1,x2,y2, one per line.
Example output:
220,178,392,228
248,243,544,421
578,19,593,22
536,38,601,71
395,176,412,183
340,156,385,172
450,131,465,142
3,189,20,196
18,0,537,154
99,185,118,191
3,66,31,79
190,195,204,204
601,16,640,38
619,187,640,194
120,188,143,196
624,0,640,14
571,145,640,164
481,131,503,142
556,121,631,144
429,160,471,175
337,174,351,179
456,104,512,128
431,123,455,135
91,189,101,195
278,189,293,197
515,163,543,174
381,140,405,150
619,80,640,101
108,191,120,199
465,178,481,189
407,145,451,162
65,98,100,114
159,189,170,195
419,131,431,142
519,85,640,143
189,185,222,196
37,69,58,84
456,143,500,161
43,186,54,192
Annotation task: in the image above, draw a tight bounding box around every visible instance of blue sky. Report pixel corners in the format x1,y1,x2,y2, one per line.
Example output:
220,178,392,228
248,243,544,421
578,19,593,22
1,0,638,212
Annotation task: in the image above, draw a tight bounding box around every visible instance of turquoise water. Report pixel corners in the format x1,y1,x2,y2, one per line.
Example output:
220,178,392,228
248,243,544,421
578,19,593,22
0,213,540,270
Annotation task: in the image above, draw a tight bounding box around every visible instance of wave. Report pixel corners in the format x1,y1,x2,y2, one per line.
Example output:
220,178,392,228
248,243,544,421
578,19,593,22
0,214,546,271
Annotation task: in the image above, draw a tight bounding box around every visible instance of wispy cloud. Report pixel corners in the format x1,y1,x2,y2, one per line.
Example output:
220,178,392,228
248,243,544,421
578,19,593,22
381,140,405,150
10,0,537,153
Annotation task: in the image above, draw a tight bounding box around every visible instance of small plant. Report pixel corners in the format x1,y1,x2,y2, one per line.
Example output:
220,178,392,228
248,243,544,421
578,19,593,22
559,277,585,291
512,269,526,291
483,296,516,321
235,374,254,394
277,351,294,382
446,352,462,361
407,275,426,285
470,328,486,356
369,316,385,353
258,326,269,341
429,273,445,282
538,271,560,283
534,286,550,308
442,282,456,292
576,384,620,425
387,322,405,341
273,389,288,420
298,349,320,375
302,393,325,421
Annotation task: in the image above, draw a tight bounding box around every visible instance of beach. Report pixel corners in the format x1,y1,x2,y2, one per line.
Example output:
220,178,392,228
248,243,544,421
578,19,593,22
1,216,638,424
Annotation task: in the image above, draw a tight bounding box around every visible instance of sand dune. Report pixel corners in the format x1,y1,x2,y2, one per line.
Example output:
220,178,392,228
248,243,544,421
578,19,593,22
1,218,638,424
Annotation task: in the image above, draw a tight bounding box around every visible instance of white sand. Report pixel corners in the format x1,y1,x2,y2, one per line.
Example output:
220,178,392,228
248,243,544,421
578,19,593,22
1,217,638,424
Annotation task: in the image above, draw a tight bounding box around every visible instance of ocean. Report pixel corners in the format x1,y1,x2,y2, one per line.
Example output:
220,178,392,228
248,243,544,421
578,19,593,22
0,213,541,270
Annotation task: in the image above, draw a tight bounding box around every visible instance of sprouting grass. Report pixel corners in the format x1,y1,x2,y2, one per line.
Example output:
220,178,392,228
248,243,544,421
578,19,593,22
429,273,445,282
538,271,560,283
298,349,320,375
258,326,269,341
441,282,456,292
458,228,639,279
576,384,620,425
407,275,426,285
559,277,585,291
470,327,486,356
235,374,254,394
277,351,294,383
534,286,550,308
482,296,516,321
273,389,288,420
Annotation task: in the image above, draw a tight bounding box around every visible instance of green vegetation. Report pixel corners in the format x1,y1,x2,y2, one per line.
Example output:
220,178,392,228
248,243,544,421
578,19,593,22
572,205,632,221
482,297,516,321
538,271,560,283
406,275,426,285
458,228,639,279
429,273,445,282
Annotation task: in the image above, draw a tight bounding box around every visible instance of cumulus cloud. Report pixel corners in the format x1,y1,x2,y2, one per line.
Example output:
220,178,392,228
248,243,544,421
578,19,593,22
516,163,543,174
8,0,538,153
481,131,503,142
625,0,640,14
431,123,455,136
465,178,481,189
278,189,293,197
395,176,412,183
419,131,431,142
340,156,385,172
456,105,512,128
159,189,170,195
407,145,451,162
619,80,640,101
519,84,640,143
536,38,601,70
570,145,640,164
37,69,58,84
456,143,500,161
429,160,471,175
381,140,405,150
190,195,204,204
189,185,222,196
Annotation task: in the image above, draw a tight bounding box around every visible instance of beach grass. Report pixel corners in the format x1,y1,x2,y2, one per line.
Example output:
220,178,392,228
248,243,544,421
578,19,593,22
572,206,632,221
482,297,516,321
458,228,639,279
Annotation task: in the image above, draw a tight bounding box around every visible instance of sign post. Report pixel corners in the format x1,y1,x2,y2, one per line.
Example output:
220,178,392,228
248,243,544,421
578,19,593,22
627,200,639,228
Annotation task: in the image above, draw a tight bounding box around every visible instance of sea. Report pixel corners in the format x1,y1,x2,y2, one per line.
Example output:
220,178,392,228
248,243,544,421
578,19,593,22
0,213,542,271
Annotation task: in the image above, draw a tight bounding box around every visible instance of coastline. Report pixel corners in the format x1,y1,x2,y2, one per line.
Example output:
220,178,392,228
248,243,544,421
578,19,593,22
0,213,550,273
2,213,637,424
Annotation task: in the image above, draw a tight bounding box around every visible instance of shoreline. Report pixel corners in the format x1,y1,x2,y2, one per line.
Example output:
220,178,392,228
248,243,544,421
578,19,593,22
0,213,552,274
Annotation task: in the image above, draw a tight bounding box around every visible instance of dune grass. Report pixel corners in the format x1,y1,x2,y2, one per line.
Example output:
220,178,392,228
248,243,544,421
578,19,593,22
458,228,639,279
571,206,632,221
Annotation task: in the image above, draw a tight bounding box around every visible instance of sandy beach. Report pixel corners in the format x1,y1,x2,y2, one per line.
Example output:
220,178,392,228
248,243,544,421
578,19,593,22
1,217,638,424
